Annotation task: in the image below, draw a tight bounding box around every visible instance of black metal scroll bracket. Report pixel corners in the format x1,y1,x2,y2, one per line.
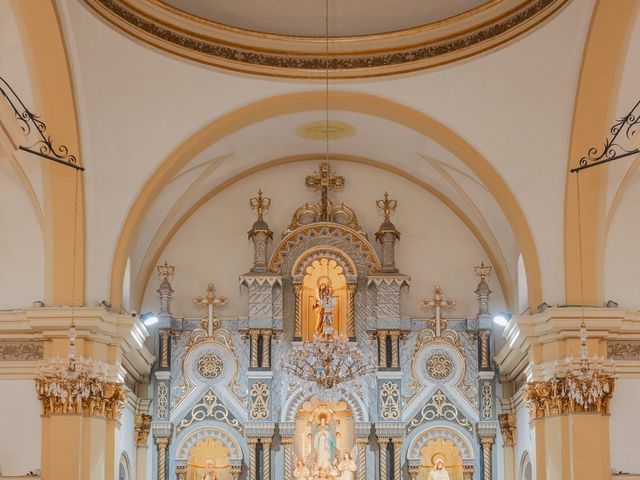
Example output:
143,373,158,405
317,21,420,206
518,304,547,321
570,99,640,173
0,76,84,171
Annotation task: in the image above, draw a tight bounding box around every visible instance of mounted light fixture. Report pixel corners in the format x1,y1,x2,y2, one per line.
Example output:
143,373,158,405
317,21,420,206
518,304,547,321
537,302,549,313
606,300,619,308
493,312,511,327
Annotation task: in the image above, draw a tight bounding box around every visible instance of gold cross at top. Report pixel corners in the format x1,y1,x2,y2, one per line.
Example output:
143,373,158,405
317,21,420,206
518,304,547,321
193,283,228,337
421,286,456,338
305,162,345,221
249,189,271,221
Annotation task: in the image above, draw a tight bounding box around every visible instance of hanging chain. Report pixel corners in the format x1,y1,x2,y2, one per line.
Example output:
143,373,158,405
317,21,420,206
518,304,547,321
325,0,330,162
71,168,80,327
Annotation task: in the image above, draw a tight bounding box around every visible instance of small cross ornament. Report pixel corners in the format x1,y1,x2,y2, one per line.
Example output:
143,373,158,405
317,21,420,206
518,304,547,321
421,286,456,337
193,283,228,337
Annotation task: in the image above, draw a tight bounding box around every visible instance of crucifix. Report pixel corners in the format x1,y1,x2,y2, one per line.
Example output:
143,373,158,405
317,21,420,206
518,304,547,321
421,286,456,337
305,161,345,221
193,283,228,337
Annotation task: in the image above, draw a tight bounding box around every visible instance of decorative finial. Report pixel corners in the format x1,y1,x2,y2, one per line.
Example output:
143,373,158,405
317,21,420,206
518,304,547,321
376,191,397,221
305,162,345,221
474,262,492,281
249,189,271,221
157,261,175,280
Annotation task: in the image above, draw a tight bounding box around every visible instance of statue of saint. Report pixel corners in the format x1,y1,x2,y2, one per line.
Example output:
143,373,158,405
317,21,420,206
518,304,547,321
313,282,337,338
293,459,311,480
202,459,218,480
312,416,336,470
428,459,450,480
337,452,357,480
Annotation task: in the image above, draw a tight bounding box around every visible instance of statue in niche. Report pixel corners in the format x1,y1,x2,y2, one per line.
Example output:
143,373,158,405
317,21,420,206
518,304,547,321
294,459,311,480
202,459,218,480
312,415,336,470
313,281,337,339
337,452,357,480
428,459,450,480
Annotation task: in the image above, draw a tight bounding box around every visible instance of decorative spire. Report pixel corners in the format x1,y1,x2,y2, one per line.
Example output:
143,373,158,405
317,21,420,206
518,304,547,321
248,190,273,273
474,262,492,317
156,261,175,316
375,192,400,273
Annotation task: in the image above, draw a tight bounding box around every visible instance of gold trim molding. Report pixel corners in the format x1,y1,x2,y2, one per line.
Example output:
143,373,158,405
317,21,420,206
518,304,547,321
83,0,568,79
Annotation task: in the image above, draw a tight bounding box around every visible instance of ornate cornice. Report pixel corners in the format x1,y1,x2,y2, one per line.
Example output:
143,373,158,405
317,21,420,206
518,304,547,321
83,0,568,79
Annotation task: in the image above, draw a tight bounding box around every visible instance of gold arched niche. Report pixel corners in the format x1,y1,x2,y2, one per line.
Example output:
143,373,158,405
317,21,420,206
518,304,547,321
418,438,463,480
300,258,348,342
187,438,231,480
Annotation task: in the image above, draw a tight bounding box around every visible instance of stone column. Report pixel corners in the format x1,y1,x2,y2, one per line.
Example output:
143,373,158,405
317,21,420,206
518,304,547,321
261,330,271,368
155,435,170,480
294,283,303,338
479,330,491,369
250,330,259,368
248,190,273,272
379,437,390,480
378,330,388,368
392,438,402,480
499,413,517,480
159,328,171,369
347,283,356,337
462,465,474,480
282,437,294,480
175,465,188,480
134,413,152,480
248,438,258,480
479,434,495,480
356,437,368,480
390,331,400,369
262,438,272,480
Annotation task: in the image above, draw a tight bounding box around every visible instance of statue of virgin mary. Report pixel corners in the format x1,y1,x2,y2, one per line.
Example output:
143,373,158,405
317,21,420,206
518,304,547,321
312,416,336,470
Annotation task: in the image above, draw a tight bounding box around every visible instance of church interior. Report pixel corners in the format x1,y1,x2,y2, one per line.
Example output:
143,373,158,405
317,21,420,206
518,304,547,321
1,1,639,479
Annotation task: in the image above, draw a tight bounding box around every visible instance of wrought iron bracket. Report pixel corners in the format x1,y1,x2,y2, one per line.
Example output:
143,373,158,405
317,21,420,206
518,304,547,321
571,99,640,173
0,76,83,171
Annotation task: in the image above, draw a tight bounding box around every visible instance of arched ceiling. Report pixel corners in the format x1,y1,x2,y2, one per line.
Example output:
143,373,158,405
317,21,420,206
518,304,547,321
82,0,569,78
160,0,490,36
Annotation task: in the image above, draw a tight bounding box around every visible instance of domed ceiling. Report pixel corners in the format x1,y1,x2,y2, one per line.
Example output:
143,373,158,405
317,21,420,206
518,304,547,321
85,0,568,77
159,0,490,37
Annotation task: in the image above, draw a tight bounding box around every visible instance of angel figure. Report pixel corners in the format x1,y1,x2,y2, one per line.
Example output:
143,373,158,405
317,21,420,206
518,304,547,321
428,459,450,480
337,452,357,480
294,459,311,480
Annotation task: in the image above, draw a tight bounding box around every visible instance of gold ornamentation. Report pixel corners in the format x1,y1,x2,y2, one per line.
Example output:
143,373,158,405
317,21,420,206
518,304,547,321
498,413,516,447
481,382,493,420
479,435,494,480
157,261,175,279
134,413,152,447
0,341,43,360
376,192,397,222
285,202,365,236
523,374,615,419
426,353,453,380
607,341,640,360
380,381,401,420
479,330,491,369
296,120,355,141
197,352,224,379
249,189,271,222
421,286,456,339
35,374,127,419
305,162,345,220
473,262,492,281
249,381,270,420
176,389,243,434
159,329,170,368
408,390,473,434
157,382,169,420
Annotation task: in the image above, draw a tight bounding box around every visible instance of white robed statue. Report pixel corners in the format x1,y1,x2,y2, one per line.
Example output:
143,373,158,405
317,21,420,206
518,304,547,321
337,452,357,480
313,416,336,470
428,459,450,480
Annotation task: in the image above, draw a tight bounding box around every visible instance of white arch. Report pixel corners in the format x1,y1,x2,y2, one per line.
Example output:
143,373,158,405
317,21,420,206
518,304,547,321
281,387,368,423
175,425,244,462
406,425,475,461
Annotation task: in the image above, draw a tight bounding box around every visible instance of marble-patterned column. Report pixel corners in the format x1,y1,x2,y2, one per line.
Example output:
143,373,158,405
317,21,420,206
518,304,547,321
392,438,402,480
379,437,390,480
261,330,271,368
282,437,294,480
390,331,400,369
262,438,272,480
248,438,258,480
356,437,367,480
155,436,169,480
378,330,388,368
250,331,259,368
479,434,495,480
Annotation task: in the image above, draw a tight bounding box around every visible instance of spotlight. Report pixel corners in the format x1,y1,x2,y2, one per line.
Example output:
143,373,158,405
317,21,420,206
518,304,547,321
100,300,112,309
606,300,619,308
32,300,44,308
493,312,512,327
537,302,549,313
140,312,159,326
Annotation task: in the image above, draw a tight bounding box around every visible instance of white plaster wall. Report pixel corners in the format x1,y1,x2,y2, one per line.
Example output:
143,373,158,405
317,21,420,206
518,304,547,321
0,167,44,309
514,400,533,480
0,380,41,475
604,170,640,310
140,160,505,320
116,404,137,480
610,378,640,474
